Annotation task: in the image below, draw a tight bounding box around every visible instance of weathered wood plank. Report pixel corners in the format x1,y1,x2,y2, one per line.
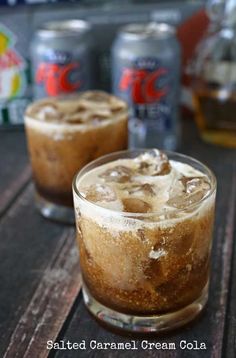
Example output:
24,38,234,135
0,184,80,357
3,229,81,358
54,121,236,358
0,131,31,217
222,165,236,358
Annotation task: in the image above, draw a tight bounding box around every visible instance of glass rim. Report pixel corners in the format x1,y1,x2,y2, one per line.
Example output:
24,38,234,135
72,149,217,219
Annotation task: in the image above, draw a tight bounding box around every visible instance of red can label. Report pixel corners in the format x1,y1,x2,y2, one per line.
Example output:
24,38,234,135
36,62,81,96
119,67,168,104
116,58,172,130
34,49,86,97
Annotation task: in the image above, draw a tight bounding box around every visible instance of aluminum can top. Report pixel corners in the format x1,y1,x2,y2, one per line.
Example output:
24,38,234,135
36,19,91,39
118,22,176,41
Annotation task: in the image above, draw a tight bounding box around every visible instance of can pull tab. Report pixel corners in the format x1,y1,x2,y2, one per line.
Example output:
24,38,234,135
147,22,176,36
206,0,226,25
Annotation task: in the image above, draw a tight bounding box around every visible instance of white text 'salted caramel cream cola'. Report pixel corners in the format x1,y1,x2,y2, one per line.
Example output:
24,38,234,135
30,20,92,100
112,23,181,150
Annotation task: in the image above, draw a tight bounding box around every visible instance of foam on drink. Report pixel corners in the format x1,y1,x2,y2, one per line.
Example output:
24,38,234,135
25,91,128,139
76,149,213,229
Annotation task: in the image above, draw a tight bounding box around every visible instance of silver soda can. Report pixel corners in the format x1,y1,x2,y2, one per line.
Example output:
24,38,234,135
112,23,181,150
30,20,92,99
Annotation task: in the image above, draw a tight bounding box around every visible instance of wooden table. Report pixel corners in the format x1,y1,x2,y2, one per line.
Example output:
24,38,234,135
0,120,235,358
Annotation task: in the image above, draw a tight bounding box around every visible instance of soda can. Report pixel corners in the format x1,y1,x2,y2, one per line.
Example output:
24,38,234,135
112,23,181,150
30,19,92,99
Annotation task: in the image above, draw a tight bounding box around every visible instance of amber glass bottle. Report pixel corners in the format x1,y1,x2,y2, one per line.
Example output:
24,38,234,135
192,0,236,148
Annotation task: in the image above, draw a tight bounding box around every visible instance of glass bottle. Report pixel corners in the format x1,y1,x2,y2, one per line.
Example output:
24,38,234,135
192,0,236,148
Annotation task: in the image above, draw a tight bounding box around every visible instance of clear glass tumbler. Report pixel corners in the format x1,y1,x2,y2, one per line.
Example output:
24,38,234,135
72,150,216,332
24,92,128,223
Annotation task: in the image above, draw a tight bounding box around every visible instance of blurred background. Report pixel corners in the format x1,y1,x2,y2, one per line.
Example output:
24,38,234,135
0,0,207,126
1,0,236,149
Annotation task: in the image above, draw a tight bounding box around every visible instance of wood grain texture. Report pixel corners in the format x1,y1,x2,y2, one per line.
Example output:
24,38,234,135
222,165,236,358
0,131,31,217
3,229,81,358
0,184,80,357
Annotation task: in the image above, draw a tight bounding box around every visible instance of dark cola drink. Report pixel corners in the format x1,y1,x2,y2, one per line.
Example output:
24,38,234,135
73,149,216,332
30,20,92,99
112,23,181,150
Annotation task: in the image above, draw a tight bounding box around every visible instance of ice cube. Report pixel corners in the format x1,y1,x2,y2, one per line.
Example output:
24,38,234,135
81,91,110,103
186,177,211,194
59,100,87,114
135,149,171,176
122,183,155,196
83,184,116,203
167,191,206,209
111,103,127,113
122,198,152,213
168,175,211,209
63,114,84,124
37,103,59,121
99,166,133,183
75,104,87,113
180,176,211,194
88,109,112,122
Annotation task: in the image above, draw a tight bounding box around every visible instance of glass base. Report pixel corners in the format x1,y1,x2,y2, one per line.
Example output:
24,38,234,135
83,283,208,333
35,192,75,224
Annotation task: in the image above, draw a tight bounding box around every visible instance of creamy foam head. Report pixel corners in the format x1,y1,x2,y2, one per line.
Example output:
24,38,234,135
77,149,212,216
26,91,128,124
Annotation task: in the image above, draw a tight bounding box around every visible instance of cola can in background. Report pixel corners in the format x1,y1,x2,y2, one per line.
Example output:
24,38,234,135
112,23,181,150
30,20,93,99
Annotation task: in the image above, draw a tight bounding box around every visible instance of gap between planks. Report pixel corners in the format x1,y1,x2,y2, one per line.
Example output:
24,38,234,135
221,167,236,357
0,164,32,219
211,170,236,357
